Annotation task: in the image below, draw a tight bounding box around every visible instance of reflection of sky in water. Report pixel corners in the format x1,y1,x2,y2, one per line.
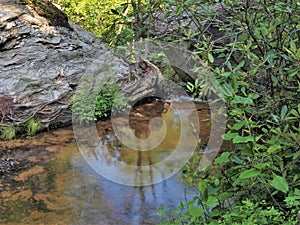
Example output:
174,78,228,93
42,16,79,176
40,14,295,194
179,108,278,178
173,109,180,127
70,149,196,225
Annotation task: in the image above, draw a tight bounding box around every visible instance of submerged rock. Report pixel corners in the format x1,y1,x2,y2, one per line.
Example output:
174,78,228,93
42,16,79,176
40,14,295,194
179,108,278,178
0,1,129,129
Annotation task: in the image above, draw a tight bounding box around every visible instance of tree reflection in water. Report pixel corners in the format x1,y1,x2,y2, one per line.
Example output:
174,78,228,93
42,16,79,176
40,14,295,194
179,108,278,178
0,100,213,224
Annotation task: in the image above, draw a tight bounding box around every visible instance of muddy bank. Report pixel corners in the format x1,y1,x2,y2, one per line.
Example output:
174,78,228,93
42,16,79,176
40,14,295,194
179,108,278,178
0,127,74,178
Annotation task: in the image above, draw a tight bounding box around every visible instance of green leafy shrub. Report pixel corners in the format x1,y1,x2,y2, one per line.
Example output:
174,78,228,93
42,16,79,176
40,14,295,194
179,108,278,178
154,0,300,224
71,78,128,123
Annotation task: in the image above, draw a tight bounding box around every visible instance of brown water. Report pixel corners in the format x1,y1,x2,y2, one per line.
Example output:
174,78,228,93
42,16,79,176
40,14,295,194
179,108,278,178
0,100,226,225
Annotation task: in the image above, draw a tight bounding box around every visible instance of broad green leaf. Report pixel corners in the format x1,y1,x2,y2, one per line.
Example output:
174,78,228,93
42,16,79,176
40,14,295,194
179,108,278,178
208,185,217,195
223,132,238,140
218,192,231,201
231,121,245,130
231,95,254,105
254,163,269,170
214,152,231,164
197,179,208,193
242,148,253,155
241,87,247,96
188,206,204,217
271,175,289,193
248,93,260,99
272,114,279,123
291,109,299,117
233,135,254,143
239,168,261,179
206,196,219,206
220,72,232,78
230,108,243,116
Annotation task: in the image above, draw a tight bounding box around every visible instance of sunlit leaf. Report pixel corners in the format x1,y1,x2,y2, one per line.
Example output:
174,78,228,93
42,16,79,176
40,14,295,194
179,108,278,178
231,121,245,130
208,53,214,63
175,6,182,15
233,135,254,143
223,132,238,140
267,145,281,153
215,152,231,164
231,95,254,105
271,175,289,193
188,206,204,217
206,196,219,206
239,168,261,179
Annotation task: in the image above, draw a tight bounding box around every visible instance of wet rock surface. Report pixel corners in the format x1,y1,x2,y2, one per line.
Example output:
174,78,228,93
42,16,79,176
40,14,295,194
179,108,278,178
0,1,129,128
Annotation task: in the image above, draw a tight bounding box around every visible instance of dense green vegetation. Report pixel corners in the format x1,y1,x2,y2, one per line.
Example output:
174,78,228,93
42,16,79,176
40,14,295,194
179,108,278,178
55,0,137,46
71,77,128,123
59,0,300,223
10,0,300,224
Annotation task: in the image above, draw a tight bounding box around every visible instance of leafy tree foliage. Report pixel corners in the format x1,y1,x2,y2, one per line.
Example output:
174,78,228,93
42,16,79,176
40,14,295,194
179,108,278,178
55,0,137,46
155,0,300,224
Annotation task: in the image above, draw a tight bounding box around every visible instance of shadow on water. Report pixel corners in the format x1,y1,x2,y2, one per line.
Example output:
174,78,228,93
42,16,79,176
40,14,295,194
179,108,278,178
0,100,224,225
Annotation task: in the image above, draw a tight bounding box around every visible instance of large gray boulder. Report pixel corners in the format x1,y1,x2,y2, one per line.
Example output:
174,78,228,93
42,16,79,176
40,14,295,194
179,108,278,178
0,1,129,129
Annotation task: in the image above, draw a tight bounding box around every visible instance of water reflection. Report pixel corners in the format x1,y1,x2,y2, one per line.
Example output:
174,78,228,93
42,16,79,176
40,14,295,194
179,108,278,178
76,100,202,186
0,135,195,225
0,100,215,225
